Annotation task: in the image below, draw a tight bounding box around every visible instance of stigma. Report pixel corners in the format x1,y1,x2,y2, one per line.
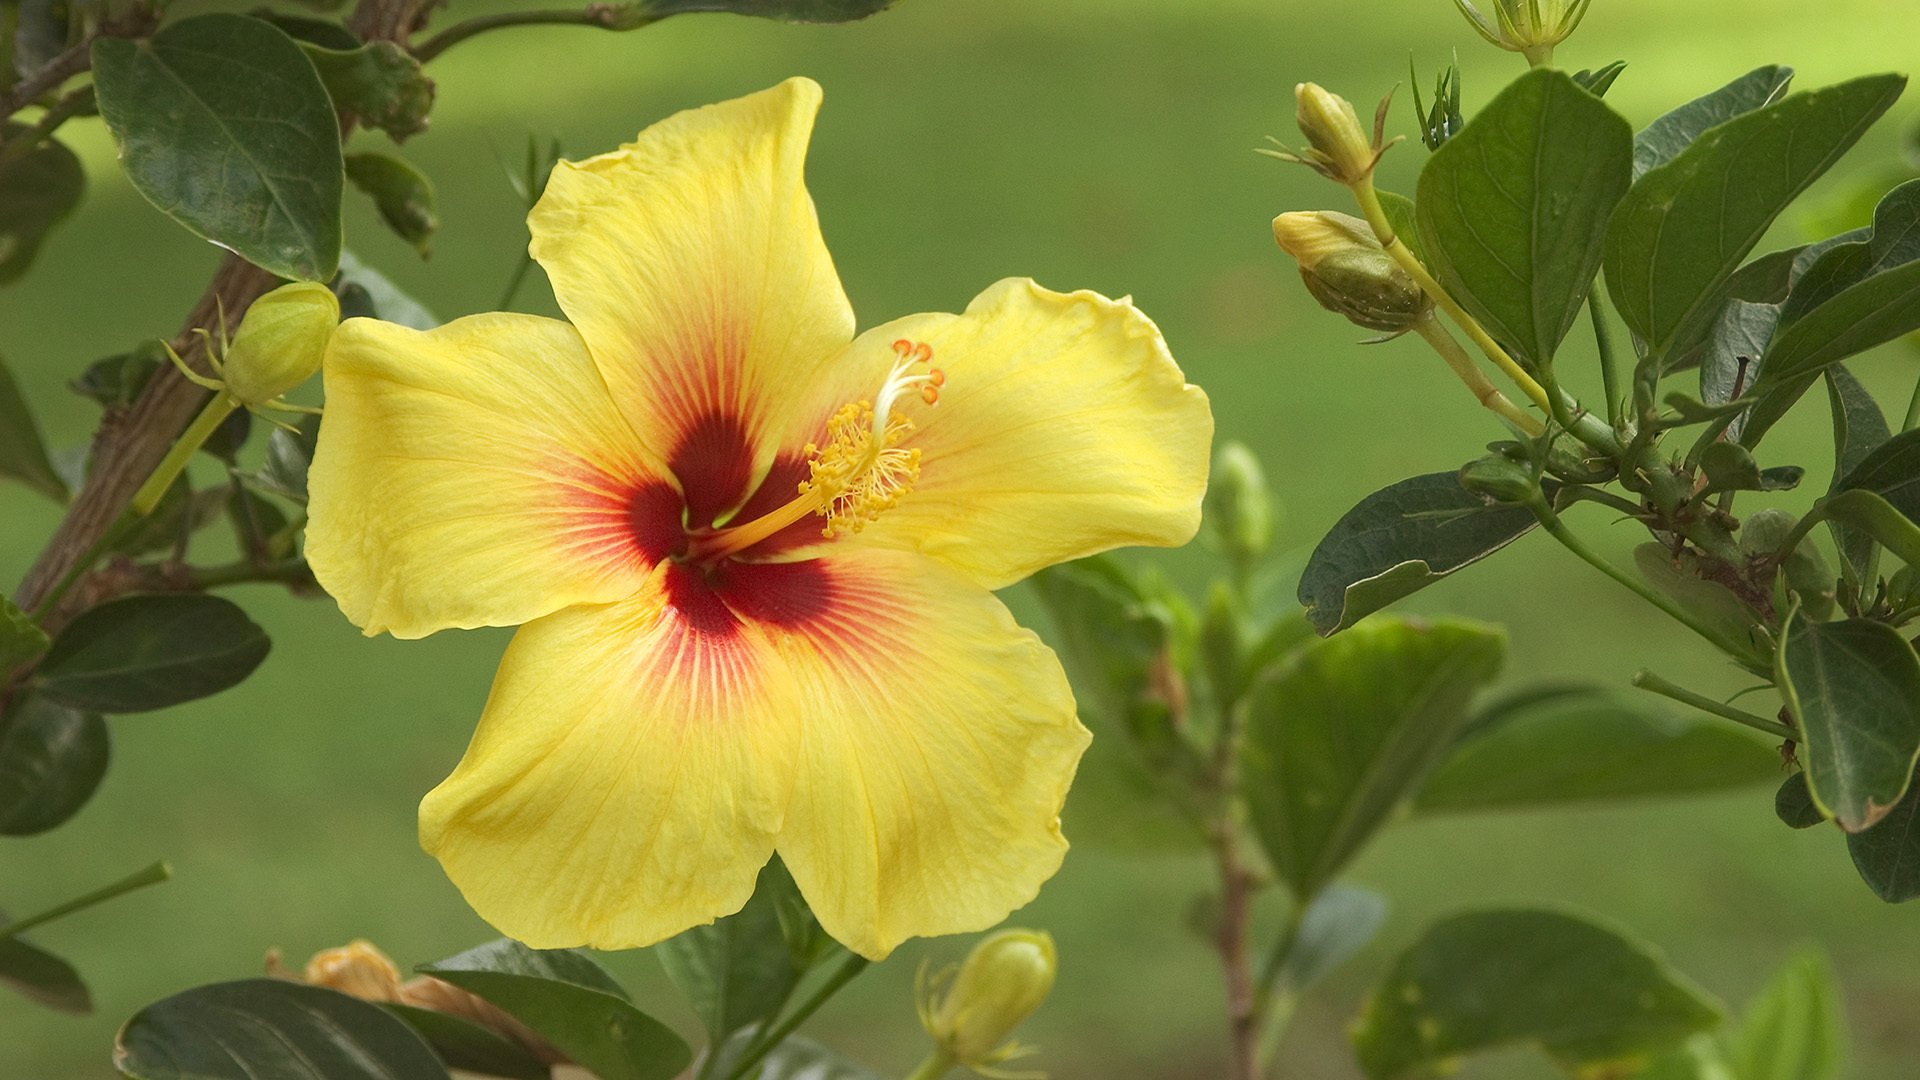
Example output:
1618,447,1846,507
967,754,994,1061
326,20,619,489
801,340,944,537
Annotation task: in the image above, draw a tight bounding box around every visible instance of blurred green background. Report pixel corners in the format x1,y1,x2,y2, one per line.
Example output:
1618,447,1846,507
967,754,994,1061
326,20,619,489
4,0,1920,1076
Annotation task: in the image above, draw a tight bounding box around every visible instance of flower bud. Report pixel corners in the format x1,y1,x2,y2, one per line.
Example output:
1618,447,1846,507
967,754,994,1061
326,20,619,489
1204,442,1275,569
1452,0,1594,64
1458,454,1538,504
221,281,340,406
1273,211,1430,333
920,929,1057,1069
1294,83,1380,184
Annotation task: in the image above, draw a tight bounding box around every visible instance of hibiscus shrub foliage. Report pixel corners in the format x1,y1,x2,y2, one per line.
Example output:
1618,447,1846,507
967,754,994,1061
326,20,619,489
0,0,1905,1078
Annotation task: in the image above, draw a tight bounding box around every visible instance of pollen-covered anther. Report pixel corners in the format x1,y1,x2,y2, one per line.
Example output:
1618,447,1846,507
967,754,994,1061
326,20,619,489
797,341,945,537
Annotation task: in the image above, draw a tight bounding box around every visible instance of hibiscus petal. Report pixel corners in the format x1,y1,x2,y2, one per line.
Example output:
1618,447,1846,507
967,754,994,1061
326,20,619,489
780,278,1212,588
774,546,1089,960
307,313,667,639
529,77,855,526
419,563,799,949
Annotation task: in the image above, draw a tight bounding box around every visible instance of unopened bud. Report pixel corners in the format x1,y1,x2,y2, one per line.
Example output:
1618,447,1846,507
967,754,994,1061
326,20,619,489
1274,212,1430,333
221,282,340,406
1204,442,1275,568
1458,454,1537,503
920,929,1057,1069
1452,0,1594,64
296,939,405,1001
1294,83,1380,184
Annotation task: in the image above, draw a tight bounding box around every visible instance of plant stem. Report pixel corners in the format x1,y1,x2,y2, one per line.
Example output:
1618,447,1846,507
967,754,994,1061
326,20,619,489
1632,671,1797,741
413,5,657,62
1210,820,1261,1080
717,952,870,1080
1250,898,1310,1071
0,861,170,940
0,85,94,161
1589,284,1623,429
902,1051,955,1080
129,393,237,517
1410,317,1545,435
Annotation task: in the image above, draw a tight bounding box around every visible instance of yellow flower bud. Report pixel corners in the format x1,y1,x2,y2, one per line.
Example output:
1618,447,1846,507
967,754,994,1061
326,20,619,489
1293,83,1381,184
920,929,1057,1070
1452,0,1594,64
1273,211,1430,333
220,281,340,407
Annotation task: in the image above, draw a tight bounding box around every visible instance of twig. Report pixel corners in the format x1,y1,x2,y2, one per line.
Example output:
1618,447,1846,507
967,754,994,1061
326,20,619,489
1632,670,1798,741
1,6,157,120
1212,822,1261,1080
413,4,653,63
0,85,95,161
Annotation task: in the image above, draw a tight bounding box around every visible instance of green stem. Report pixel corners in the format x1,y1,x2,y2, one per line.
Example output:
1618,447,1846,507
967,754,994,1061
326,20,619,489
1588,285,1623,429
1524,493,1764,666
1250,898,1311,1070
187,558,314,591
0,85,93,162
1411,317,1545,436
130,392,236,518
0,861,171,940
902,1051,955,1080
413,6,659,62
1632,671,1797,741
717,952,870,1080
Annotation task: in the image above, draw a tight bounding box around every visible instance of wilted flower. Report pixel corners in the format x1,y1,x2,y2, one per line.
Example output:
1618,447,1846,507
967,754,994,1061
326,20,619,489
1272,211,1430,333
305,79,1212,959
1452,0,1594,64
918,929,1058,1076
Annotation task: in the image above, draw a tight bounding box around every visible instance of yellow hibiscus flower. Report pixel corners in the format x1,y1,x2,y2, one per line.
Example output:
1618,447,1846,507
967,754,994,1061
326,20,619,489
305,77,1212,960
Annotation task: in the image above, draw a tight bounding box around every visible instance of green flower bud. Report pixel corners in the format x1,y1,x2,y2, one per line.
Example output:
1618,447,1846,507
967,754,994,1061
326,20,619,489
1458,454,1538,503
1294,83,1380,184
1451,0,1594,65
920,929,1057,1069
1204,442,1276,569
221,282,340,407
1274,212,1430,333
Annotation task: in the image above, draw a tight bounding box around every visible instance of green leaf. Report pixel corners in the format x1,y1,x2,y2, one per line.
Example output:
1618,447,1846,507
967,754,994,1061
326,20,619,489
1696,300,1777,436
1571,61,1626,99
1817,490,1920,571
1632,544,1763,651
1834,415,1920,526
1846,765,1920,900
1375,190,1425,262
1240,616,1505,901
0,694,109,836
706,1036,885,1080
1272,884,1387,995
115,979,451,1079
633,0,899,21
0,934,89,1014
345,152,437,256
92,14,344,281
1,594,49,675
420,940,691,1080
0,350,65,500
379,1003,548,1080
334,250,439,329
1415,69,1632,370
0,124,84,286
1732,949,1841,1080
1825,365,1892,576
1414,684,1779,814
1775,772,1826,829
656,859,809,1040
1298,472,1541,636
301,41,434,142
1776,612,1920,832
34,594,271,714
1604,74,1906,362
1757,179,1920,388
1351,907,1722,1079
70,343,165,409
1698,442,1801,493
1633,65,1795,178
248,416,320,505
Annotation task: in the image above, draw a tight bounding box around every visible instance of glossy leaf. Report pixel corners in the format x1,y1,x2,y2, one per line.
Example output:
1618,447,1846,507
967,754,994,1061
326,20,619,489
1847,766,1920,901
1633,65,1794,178
1240,617,1505,900
34,594,270,714
70,344,165,410
1825,365,1892,576
1835,425,1920,524
1351,908,1722,1079
0,695,109,836
1604,74,1905,362
1698,442,1801,493
657,860,809,1040
115,979,450,1079
1271,884,1387,995
1416,69,1632,370
0,123,84,286
1775,772,1826,829
380,1004,547,1080
420,940,691,1080
1415,684,1779,814
706,1035,885,1080
0,351,65,500
1733,949,1840,1080
249,417,320,505
92,14,344,281
346,152,437,256
301,41,434,142
1776,613,1920,832
1758,179,1920,388
1298,472,1540,635
0,934,89,1013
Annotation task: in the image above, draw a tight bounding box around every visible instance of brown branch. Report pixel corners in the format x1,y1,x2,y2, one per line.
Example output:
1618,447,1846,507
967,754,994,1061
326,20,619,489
1213,824,1261,1080
1,6,157,119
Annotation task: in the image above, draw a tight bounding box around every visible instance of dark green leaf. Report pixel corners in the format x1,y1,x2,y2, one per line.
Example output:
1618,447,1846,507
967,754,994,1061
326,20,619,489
1825,365,1892,576
1240,616,1505,900
255,13,362,50
1571,61,1626,98
92,14,344,281
301,41,434,142
101,481,230,560
657,860,808,1040
1632,544,1764,653
1351,908,1722,1079
1,594,49,674
0,934,89,1013
11,0,69,74
1775,772,1826,829
70,343,164,409
115,979,451,1079
1836,426,1920,525
1847,765,1920,900
345,151,436,256
1409,59,1462,151
1663,245,1806,376
633,0,899,21
1375,190,1425,263
705,1035,885,1080
0,123,84,286
1733,949,1840,1080
0,694,108,836
1699,442,1801,493
334,250,438,329
1633,65,1795,178
1818,490,1920,571
35,594,270,714
1298,472,1541,636
380,1003,548,1080
420,940,691,1080
1776,613,1920,831
1604,74,1906,362
1696,299,1777,439
0,350,65,500
249,416,320,504
1416,69,1632,370
1273,884,1387,995
1758,179,1920,387
229,488,297,563
1415,684,1779,814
